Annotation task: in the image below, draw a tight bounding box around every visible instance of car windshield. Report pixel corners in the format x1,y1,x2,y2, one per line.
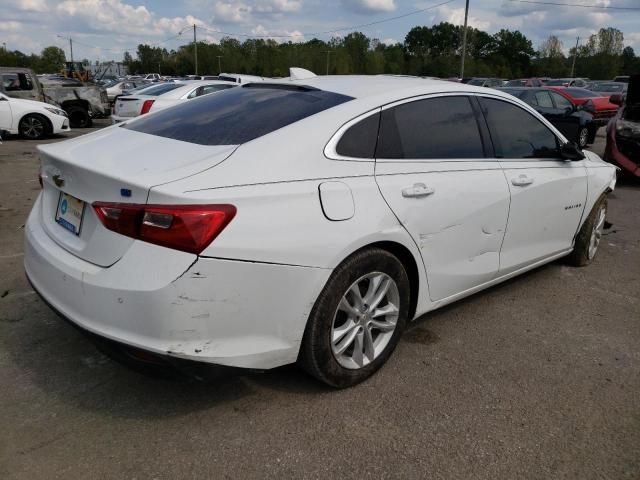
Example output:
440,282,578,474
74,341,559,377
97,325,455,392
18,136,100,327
123,84,353,145
545,79,569,86
505,80,526,87
564,88,600,98
592,83,626,92
101,79,119,88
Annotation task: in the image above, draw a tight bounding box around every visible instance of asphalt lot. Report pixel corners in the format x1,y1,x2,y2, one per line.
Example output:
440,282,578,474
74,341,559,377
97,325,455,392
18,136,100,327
0,122,638,479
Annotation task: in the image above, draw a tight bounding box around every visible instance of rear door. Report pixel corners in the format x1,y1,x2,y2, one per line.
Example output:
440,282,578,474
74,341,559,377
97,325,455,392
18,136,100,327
374,95,511,301
477,96,587,275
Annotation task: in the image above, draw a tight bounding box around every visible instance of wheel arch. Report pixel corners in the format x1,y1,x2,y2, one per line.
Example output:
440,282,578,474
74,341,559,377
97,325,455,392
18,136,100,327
341,240,422,321
19,112,53,135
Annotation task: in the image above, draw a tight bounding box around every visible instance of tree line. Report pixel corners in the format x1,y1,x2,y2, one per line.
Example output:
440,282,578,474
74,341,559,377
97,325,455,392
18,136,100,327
1,24,638,80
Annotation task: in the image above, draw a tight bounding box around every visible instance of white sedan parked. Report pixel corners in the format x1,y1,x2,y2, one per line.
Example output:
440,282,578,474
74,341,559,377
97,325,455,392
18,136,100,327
0,92,69,140
25,76,616,387
148,80,237,113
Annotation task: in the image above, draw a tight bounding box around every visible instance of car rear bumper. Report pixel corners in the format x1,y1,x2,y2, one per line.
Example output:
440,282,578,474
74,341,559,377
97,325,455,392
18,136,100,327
24,197,330,369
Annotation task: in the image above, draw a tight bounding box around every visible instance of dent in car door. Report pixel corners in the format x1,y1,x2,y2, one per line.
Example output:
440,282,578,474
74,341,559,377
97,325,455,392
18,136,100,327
478,97,588,274
374,95,510,301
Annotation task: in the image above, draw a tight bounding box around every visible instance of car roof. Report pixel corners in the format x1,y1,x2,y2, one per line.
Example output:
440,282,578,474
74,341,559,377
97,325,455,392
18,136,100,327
271,75,506,102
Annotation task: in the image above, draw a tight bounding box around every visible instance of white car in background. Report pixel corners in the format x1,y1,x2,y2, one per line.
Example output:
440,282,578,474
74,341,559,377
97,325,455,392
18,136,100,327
105,80,143,103
111,82,185,123
25,76,615,387
0,92,69,140
149,80,237,113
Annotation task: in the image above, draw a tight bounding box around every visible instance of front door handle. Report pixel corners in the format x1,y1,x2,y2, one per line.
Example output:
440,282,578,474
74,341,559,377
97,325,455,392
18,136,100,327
511,175,534,187
402,183,435,198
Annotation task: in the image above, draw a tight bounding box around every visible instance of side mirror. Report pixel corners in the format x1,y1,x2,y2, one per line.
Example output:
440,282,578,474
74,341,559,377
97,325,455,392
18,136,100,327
609,93,623,106
560,142,585,161
565,106,574,115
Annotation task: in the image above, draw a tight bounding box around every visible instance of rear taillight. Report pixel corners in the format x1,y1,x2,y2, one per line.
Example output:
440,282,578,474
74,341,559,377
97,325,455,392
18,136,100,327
140,99,155,114
93,203,236,254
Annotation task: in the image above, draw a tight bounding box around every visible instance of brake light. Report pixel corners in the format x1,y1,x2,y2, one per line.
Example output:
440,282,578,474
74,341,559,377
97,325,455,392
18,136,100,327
93,202,236,254
140,99,155,114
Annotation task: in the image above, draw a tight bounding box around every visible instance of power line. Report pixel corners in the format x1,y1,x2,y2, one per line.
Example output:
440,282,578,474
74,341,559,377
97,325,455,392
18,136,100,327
506,0,640,10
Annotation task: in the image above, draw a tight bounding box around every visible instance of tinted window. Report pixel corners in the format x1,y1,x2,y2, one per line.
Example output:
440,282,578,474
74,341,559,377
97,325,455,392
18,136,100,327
376,96,484,159
124,85,353,145
480,97,559,159
549,91,572,110
336,113,380,158
534,91,554,108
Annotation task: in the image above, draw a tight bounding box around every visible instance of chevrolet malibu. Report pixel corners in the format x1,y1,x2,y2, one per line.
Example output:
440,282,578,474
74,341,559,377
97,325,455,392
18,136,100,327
25,75,616,387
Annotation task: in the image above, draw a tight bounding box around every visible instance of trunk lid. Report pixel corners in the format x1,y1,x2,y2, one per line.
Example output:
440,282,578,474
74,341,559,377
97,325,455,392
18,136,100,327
37,126,236,266
115,95,148,117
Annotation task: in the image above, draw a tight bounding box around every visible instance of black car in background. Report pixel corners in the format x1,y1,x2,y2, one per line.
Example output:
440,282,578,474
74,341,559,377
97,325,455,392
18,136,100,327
497,87,597,147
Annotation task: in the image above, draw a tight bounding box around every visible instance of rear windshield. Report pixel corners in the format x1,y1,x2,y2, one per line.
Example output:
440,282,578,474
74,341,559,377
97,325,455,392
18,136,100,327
564,88,599,98
135,83,181,96
123,85,353,145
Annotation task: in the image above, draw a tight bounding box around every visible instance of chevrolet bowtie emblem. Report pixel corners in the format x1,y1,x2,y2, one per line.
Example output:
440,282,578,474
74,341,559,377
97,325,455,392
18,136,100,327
52,174,65,188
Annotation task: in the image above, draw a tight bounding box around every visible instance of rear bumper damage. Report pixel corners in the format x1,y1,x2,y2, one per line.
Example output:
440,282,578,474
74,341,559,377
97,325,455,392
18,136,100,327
24,199,331,370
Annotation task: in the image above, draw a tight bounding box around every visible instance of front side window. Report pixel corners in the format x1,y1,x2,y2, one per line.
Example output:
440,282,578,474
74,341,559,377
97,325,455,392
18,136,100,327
479,97,559,159
124,85,353,145
376,96,484,159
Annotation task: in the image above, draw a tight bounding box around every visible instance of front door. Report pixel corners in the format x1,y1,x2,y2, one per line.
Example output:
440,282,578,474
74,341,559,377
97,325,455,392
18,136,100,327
374,95,511,301
0,97,12,131
478,96,588,275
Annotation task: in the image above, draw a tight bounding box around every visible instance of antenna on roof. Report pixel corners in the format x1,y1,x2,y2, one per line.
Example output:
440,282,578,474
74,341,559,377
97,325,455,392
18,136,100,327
289,67,316,80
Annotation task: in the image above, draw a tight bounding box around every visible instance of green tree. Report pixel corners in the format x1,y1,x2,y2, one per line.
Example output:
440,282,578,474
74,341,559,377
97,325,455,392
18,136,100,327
38,46,66,73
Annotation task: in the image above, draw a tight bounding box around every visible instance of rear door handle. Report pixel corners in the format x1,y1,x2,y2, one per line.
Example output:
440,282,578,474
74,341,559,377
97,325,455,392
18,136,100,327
402,183,435,198
511,175,534,187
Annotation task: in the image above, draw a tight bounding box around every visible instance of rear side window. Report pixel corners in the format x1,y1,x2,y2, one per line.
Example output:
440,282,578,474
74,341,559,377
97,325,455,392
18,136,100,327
549,91,572,110
534,91,553,108
376,96,484,159
479,97,559,159
336,113,380,158
124,85,353,145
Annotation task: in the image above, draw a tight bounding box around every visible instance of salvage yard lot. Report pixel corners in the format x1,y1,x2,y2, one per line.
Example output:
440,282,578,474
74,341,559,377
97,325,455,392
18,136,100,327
0,122,639,479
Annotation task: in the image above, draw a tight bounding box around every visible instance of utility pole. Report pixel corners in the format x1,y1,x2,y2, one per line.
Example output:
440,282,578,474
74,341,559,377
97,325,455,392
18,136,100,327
324,50,332,75
193,24,198,75
570,36,579,78
459,0,470,80
69,37,74,66
216,55,223,74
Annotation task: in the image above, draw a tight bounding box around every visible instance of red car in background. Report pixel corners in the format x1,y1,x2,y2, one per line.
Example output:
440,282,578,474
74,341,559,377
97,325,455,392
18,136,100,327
605,75,639,178
546,87,619,126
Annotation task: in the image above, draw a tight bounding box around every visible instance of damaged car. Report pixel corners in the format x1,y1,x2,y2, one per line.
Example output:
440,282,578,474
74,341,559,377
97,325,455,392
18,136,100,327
25,74,616,387
605,74,640,177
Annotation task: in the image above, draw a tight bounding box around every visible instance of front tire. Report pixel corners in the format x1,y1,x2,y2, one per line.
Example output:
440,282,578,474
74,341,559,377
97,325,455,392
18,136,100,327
19,114,47,140
567,195,607,267
578,126,589,148
299,248,410,388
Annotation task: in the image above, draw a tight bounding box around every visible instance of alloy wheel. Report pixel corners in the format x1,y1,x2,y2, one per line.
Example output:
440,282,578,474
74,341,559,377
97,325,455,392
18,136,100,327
331,272,400,370
21,117,44,139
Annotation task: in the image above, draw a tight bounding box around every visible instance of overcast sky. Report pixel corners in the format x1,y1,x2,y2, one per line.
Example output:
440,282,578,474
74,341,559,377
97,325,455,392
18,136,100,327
2,0,639,62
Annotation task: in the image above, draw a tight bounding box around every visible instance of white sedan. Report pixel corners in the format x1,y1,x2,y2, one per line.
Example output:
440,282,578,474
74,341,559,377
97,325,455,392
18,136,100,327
148,80,237,113
25,75,616,387
111,81,235,123
0,92,70,140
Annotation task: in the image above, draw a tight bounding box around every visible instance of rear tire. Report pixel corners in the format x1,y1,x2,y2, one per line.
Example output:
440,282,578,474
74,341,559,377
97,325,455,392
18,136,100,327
299,248,410,388
567,195,607,267
19,114,48,140
66,106,92,128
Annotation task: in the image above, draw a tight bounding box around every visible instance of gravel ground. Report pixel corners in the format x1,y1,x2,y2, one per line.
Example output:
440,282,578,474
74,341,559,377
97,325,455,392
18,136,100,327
0,123,638,479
